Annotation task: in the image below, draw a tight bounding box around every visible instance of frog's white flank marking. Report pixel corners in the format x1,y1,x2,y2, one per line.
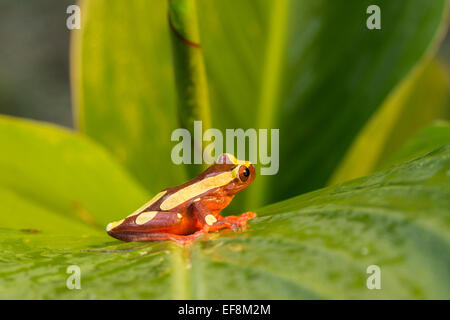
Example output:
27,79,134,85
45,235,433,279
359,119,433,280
160,171,236,210
205,214,217,226
177,213,183,219
127,191,167,218
135,211,158,225
106,219,124,231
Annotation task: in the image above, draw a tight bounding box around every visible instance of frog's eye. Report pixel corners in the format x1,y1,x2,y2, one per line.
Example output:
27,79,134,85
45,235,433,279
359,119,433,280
238,166,250,182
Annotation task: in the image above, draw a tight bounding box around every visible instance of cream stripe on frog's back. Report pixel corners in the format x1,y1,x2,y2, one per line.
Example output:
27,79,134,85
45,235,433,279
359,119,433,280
106,219,124,231
160,171,236,210
127,191,167,218
135,211,158,225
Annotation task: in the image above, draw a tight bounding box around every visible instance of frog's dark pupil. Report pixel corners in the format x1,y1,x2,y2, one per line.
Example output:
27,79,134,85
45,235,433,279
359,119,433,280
244,168,250,177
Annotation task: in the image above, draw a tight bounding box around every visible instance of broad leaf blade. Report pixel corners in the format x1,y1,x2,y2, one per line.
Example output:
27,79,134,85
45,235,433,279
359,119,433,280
1,144,449,299
72,0,187,191
0,115,149,227
381,121,450,168
0,186,100,236
329,59,450,185
238,0,449,207
0,230,173,299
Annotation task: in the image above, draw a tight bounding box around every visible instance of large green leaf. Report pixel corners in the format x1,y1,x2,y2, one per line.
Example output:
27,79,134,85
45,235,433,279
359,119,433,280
381,121,450,168
73,0,449,210
329,58,450,185
72,0,187,191
0,186,99,236
0,115,149,227
1,142,448,299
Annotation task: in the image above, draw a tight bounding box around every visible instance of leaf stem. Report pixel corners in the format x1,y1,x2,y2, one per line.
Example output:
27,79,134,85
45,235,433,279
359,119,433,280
168,0,211,174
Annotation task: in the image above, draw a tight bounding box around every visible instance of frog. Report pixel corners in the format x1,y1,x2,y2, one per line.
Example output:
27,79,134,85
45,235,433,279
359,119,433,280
106,153,257,245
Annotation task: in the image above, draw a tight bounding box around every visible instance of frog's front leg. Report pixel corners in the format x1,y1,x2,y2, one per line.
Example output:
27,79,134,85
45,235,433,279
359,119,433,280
191,200,256,232
208,212,257,232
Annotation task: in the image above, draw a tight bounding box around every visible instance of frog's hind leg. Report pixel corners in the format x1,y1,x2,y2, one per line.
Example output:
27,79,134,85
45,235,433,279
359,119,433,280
109,230,206,245
108,211,196,239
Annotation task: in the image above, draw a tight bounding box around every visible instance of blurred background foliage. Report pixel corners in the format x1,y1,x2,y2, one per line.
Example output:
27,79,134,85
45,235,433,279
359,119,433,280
0,2,448,124
73,0,450,213
0,0,74,127
0,0,448,211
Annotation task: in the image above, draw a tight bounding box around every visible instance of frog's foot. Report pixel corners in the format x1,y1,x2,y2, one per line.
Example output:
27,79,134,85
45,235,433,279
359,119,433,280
209,211,257,232
169,230,208,246
226,211,257,228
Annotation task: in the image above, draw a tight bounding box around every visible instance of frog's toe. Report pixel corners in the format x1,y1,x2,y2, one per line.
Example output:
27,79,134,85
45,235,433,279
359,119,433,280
240,211,257,220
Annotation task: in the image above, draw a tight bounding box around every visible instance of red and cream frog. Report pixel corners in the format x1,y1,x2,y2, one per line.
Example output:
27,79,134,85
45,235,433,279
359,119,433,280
106,153,257,245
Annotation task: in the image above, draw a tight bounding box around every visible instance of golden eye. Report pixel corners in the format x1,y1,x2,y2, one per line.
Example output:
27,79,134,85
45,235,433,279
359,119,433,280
238,166,250,182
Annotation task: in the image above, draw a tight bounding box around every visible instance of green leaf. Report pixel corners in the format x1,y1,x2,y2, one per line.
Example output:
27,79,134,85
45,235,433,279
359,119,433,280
329,58,450,185
73,0,449,210
0,115,149,227
232,0,449,207
0,186,99,236
72,0,187,191
381,121,450,168
168,0,213,177
1,143,448,299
